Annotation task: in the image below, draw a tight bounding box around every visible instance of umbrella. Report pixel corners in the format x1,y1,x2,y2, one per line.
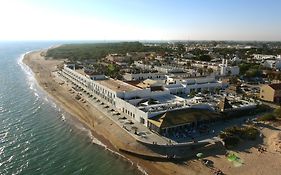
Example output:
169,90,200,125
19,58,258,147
196,152,204,158
227,152,244,167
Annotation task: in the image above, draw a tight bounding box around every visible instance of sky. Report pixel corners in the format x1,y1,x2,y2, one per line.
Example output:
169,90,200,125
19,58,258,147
0,0,280,41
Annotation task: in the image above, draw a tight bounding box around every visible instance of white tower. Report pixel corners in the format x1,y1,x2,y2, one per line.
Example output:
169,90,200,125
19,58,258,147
220,59,227,76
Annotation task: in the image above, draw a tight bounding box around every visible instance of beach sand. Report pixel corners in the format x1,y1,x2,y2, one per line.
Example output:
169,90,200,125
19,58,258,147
23,50,281,175
206,123,281,175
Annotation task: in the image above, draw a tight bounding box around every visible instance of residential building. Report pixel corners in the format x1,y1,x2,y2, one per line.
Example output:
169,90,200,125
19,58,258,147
253,54,276,61
185,77,222,94
123,73,166,81
263,59,281,70
220,59,240,76
260,83,281,103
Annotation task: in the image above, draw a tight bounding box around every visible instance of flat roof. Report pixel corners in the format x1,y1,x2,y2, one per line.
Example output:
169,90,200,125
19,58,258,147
96,78,141,92
75,69,103,76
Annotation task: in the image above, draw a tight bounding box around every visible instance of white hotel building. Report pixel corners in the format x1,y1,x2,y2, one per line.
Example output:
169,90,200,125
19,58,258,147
60,64,217,128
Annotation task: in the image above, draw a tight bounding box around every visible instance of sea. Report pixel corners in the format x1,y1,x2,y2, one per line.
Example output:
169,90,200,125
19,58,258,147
0,41,142,175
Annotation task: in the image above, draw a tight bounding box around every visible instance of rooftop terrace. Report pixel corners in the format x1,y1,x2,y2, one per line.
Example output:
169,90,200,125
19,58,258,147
96,78,141,92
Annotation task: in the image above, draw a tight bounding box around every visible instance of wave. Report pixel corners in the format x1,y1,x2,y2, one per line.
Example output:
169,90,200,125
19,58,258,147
87,130,134,165
71,122,147,174
17,52,38,95
17,50,147,175
87,129,148,175
18,52,61,113
137,164,149,175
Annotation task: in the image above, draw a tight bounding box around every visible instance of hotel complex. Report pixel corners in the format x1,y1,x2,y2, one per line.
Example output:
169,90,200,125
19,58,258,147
60,63,255,135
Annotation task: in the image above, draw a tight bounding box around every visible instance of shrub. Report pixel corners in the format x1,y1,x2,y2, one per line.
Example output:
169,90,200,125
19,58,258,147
257,113,276,121
255,104,272,113
218,132,229,139
273,107,281,119
219,126,259,148
224,126,240,134
223,136,240,148
240,127,259,140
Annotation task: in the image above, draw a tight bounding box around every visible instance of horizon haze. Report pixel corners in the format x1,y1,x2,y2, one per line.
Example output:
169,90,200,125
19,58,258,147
0,0,281,41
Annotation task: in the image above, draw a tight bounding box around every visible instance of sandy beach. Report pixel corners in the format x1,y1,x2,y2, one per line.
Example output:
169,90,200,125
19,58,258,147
23,50,281,175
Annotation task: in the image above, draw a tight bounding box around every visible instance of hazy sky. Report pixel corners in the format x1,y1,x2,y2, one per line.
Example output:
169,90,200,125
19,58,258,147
0,0,281,41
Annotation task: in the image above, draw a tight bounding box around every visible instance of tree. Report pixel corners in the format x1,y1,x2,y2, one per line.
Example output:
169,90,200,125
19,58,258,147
189,91,196,98
207,68,214,75
198,54,212,62
198,68,204,75
239,63,251,75
46,42,173,61
177,43,185,55
245,69,262,78
229,77,238,84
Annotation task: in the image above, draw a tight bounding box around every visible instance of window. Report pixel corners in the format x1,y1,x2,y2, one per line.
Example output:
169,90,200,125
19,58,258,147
140,117,145,124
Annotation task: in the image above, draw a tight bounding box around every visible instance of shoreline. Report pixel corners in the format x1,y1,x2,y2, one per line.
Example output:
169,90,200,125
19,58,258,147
22,50,204,175
22,49,281,175
21,51,149,174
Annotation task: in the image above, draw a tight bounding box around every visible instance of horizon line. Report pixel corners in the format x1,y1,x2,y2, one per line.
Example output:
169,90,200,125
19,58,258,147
1,39,281,43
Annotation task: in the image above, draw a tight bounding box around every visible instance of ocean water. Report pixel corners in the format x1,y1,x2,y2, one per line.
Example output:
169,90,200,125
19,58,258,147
0,42,141,175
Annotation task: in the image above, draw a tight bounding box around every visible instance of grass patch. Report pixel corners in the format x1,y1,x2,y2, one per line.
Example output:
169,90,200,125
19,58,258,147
257,107,281,122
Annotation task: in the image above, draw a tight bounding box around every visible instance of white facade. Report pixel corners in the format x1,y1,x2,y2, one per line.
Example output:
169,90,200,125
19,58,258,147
134,61,184,73
61,64,218,128
163,77,223,95
134,61,152,70
61,64,186,127
220,59,239,76
123,73,166,81
188,59,239,76
184,77,222,94
263,59,281,70
62,65,119,106
192,61,220,71
253,54,276,61
154,65,184,73
87,74,106,80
